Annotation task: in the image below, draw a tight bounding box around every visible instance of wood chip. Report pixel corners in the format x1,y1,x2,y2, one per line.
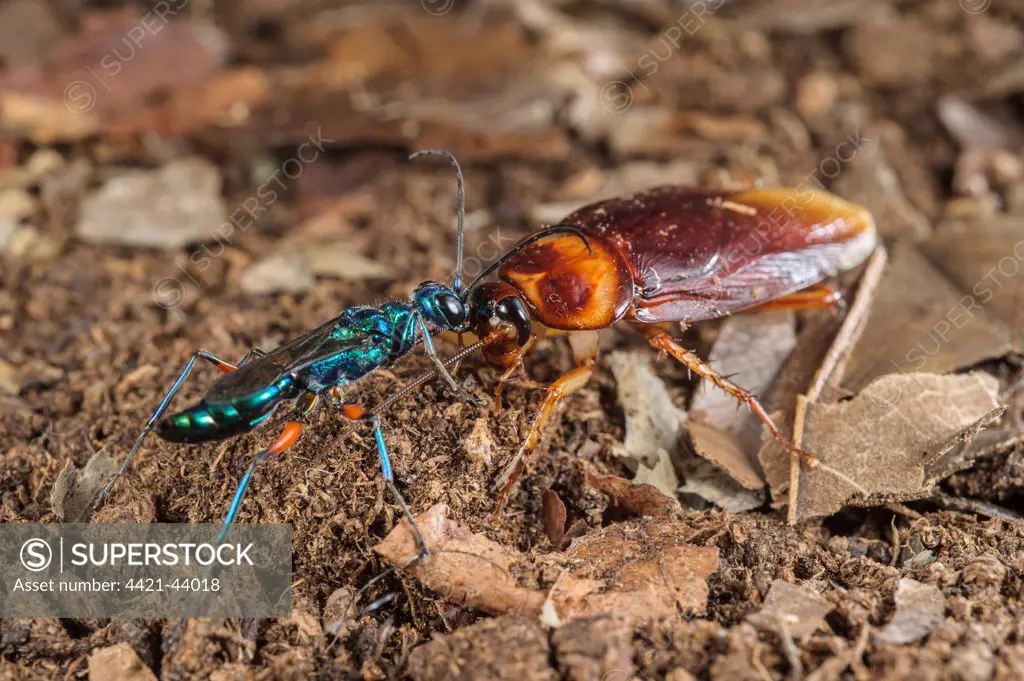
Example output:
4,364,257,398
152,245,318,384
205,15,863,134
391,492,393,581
75,157,228,249
88,643,158,681
50,451,116,522
239,254,314,296
877,578,946,644
746,580,833,642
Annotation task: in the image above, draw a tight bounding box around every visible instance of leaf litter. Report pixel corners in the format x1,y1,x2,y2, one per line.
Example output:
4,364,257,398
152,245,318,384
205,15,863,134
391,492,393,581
375,504,718,624
5,1,1024,679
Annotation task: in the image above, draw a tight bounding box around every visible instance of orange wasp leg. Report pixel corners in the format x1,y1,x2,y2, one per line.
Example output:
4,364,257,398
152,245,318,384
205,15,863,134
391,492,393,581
493,330,600,513
748,284,845,314
638,327,819,469
219,419,303,541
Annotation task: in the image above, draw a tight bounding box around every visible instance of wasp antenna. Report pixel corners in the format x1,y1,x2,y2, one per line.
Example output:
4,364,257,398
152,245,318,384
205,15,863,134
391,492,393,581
410,149,466,294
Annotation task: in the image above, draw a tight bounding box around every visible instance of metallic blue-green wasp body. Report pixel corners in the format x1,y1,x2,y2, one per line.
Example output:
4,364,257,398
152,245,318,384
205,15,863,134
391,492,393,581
155,283,465,445
96,151,479,557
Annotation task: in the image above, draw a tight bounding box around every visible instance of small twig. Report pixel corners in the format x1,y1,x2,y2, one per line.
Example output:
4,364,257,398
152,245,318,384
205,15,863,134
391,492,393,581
889,515,901,567
777,614,804,681
787,246,888,525
885,502,923,520
752,642,775,681
805,623,870,681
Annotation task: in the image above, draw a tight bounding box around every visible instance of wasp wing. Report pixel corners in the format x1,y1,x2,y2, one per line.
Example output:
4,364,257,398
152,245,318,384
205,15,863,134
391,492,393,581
203,317,372,403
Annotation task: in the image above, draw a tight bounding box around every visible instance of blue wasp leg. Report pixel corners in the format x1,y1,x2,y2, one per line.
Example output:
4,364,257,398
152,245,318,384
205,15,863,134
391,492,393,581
216,392,316,543
215,419,303,543
417,316,482,407
95,348,266,508
371,413,429,563
339,402,428,562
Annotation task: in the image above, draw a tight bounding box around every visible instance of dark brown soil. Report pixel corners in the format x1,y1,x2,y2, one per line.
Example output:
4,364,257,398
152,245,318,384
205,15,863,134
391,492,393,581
2,1,1024,679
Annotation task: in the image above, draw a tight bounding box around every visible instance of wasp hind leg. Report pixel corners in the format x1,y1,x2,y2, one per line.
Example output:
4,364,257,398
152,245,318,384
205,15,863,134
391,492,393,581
95,347,267,508
337,401,429,563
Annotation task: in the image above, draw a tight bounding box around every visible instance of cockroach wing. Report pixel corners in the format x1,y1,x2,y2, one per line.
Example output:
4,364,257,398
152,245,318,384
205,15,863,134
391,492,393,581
559,187,876,323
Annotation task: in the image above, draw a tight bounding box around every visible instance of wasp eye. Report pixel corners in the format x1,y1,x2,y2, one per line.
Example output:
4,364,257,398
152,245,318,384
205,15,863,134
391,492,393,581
435,292,467,327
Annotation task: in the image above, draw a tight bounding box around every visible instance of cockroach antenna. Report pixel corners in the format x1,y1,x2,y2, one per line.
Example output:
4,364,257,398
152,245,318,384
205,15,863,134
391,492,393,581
409,149,466,293
463,225,593,294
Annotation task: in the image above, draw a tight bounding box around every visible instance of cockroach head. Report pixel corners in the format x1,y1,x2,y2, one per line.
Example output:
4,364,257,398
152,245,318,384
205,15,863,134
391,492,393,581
413,281,468,331
468,281,531,346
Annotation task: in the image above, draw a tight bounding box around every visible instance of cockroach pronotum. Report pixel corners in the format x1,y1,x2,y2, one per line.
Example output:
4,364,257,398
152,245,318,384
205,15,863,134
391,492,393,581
463,184,877,506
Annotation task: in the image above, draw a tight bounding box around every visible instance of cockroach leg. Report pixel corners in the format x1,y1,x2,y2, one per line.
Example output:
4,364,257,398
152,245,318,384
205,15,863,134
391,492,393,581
749,284,845,314
639,328,820,469
493,363,521,414
492,336,536,413
493,365,594,514
493,331,600,514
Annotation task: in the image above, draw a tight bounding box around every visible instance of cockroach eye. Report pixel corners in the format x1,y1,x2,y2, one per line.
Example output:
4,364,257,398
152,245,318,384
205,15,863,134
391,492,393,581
495,297,531,346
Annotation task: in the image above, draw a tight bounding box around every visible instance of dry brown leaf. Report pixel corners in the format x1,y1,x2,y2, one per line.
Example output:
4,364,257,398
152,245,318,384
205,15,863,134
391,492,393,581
687,421,765,491
759,246,888,507
689,310,795,492
542,489,568,549
50,450,115,522
678,456,766,513
746,580,833,642
608,350,685,470
88,643,158,681
924,213,1024,354
790,372,1003,520
375,504,717,623
375,504,545,617
877,578,946,644
842,245,1013,394
691,310,796,456
587,471,679,517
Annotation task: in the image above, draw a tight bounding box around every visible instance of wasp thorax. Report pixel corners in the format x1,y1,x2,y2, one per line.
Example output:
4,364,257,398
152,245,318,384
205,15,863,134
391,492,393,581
412,281,468,330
